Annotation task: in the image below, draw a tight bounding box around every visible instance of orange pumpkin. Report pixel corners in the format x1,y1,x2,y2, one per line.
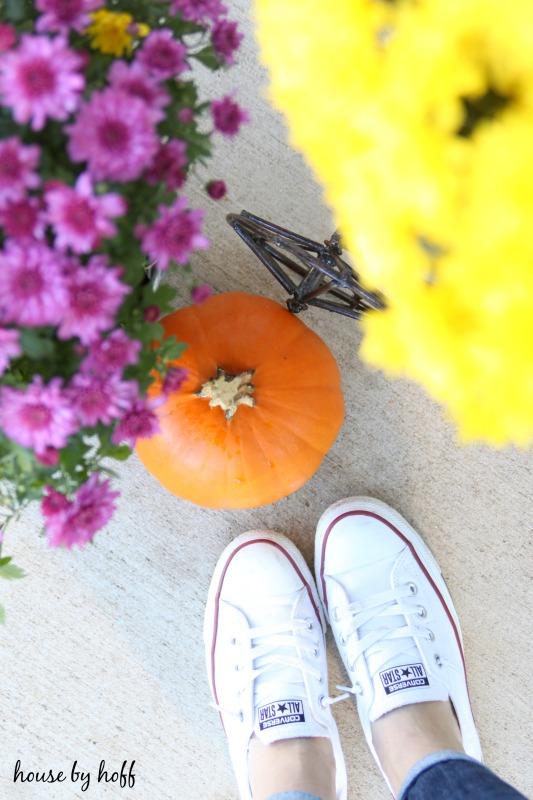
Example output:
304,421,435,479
135,292,344,508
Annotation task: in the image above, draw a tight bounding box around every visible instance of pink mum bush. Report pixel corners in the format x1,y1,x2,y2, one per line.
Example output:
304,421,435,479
0,0,247,615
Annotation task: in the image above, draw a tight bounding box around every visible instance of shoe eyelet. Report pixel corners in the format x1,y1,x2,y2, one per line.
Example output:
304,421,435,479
416,606,427,619
312,647,319,658
407,582,418,596
339,634,347,646
317,674,324,685
319,695,327,708
434,654,443,668
354,681,364,696
239,710,244,722
427,630,435,642
305,618,314,630
230,637,237,645
331,607,339,622
234,663,241,671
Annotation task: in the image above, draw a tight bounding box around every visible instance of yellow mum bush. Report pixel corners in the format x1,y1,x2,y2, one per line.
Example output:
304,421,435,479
254,0,533,445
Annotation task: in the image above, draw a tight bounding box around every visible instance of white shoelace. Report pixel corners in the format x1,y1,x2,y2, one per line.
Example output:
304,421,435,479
212,618,324,719
327,583,456,700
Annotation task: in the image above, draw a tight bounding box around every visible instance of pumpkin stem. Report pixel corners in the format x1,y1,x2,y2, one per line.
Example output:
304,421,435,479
197,367,256,421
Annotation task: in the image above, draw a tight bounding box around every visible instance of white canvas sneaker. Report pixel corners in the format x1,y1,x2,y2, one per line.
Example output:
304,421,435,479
315,496,483,793
204,531,347,800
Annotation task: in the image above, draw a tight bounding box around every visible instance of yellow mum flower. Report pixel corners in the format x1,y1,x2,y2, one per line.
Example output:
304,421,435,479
254,0,533,446
86,10,149,57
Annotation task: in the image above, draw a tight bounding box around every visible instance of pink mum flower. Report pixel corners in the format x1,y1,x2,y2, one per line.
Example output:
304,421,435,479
177,107,195,124
191,283,214,304
66,88,159,182
0,137,40,206
136,29,189,79
81,328,141,375
135,197,209,270
36,0,103,34
0,34,85,131
0,327,22,376
206,179,226,200
212,95,250,137
212,20,243,65
162,366,189,395
0,23,16,52
167,0,227,23
42,486,70,518
0,376,77,455
58,255,130,344
0,196,46,240
0,241,67,327
191,283,213,306
107,59,170,123
145,139,188,191
45,172,126,253
67,371,138,426
111,398,160,447
143,305,160,323
43,474,120,549
35,446,60,467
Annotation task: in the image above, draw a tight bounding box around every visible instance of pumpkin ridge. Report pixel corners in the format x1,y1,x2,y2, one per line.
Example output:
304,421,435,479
204,293,312,370
224,415,274,498
251,392,343,425
253,331,342,388
239,404,331,459
250,378,344,448
230,412,310,498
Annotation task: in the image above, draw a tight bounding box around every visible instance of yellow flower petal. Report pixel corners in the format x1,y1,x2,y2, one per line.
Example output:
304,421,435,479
86,10,135,57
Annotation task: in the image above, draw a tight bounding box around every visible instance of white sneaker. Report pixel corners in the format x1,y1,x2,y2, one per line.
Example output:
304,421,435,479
204,531,347,800
315,496,483,792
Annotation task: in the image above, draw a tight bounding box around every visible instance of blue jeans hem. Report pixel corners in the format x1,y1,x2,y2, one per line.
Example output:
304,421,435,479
398,750,481,800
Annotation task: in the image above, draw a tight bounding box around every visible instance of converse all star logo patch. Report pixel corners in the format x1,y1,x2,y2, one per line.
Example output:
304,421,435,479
379,663,430,695
258,699,305,731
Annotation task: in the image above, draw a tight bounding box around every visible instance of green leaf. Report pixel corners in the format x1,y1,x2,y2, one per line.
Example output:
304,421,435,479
185,130,212,162
12,443,35,474
58,434,92,480
97,466,120,479
168,79,199,108
0,604,5,625
148,282,179,313
19,329,55,359
103,444,132,462
130,320,164,347
0,113,19,139
195,101,211,115
159,338,187,362
3,0,31,22
0,557,26,580
191,46,222,70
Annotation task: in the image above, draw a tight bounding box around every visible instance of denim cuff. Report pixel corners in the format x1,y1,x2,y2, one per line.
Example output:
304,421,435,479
266,793,324,800
397,749,481,800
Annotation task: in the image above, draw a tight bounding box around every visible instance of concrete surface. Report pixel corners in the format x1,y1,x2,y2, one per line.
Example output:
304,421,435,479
2,2,532,798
